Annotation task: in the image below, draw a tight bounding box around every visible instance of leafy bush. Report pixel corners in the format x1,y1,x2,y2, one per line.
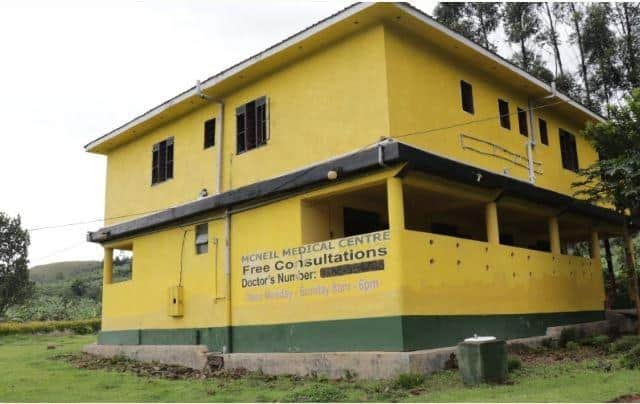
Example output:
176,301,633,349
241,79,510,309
581,334,610,348
565,341,580,350
0,318,100,336
394,373,425,389
559,327,581,347
507,356,522,372
281,384,346,402
609,335,640,353
620,344,640,369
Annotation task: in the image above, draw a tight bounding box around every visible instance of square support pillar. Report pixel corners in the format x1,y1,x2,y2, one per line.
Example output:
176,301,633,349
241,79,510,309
386,177,405,233
103,247,113,285
386,177,405,314
548,216,561,255
590,230,601,261
485,201,500,245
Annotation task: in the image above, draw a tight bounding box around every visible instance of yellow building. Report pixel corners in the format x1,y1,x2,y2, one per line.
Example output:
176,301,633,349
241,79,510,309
86,3,624,353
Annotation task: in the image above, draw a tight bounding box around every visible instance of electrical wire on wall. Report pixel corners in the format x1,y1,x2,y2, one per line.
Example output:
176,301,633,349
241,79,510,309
178,228,191,287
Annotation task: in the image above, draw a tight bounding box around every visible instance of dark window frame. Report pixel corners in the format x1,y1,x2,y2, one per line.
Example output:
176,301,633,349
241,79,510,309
539,118,548,145
517,107,528,136
195,223,209,255
236,96,268,154
498,99,510,129
151,137,174,185
204,118,216,149
460,80,474,114
559,129,579,172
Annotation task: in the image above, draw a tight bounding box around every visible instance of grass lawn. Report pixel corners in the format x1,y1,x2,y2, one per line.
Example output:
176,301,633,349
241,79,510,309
1,333,638,402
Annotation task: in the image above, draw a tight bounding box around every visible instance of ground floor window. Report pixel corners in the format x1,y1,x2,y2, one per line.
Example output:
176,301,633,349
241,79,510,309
112,245,133,282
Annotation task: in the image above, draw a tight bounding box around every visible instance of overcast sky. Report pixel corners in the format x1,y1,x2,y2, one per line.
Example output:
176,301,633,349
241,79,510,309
1,1,441,267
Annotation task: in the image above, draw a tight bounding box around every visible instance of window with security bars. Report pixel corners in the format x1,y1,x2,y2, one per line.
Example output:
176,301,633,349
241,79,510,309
559,129,579,172
236,96,268,154
195,223,208,254
460,80,474,114
517,107,528,136
151,137,174,185
498,99,510,129
204,118,216,149
539,118,549,145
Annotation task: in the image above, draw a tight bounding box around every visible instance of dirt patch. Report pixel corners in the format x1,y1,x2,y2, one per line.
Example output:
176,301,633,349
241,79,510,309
610,394,640,402
508,344,608,366
56,353,249,380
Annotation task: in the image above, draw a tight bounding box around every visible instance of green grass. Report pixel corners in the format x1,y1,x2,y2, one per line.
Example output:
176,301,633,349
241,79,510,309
0,333,638,402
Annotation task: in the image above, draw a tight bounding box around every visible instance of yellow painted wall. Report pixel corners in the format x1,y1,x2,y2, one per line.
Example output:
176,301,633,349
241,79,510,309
102,170,402,332
383,24,599,197
104,22,602,227
104,24,390,224
102,173,605,333
99,21,608,334
401,230,605,315
102,217,227,330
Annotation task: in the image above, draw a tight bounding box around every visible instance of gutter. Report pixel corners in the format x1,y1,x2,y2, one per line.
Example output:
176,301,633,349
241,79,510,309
87,140,624,244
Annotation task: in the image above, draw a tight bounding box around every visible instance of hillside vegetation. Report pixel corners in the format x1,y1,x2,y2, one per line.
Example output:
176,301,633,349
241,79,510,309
3,260,130,322
29,261,101,283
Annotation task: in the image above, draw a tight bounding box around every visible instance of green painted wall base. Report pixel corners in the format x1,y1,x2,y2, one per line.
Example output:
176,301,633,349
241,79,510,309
98,310,604,353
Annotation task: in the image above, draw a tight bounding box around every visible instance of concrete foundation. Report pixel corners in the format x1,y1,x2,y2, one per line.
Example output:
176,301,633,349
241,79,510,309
85,317,636,379
83,343,213,371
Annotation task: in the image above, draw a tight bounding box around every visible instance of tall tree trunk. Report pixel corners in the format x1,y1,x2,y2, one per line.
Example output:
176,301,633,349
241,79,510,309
622,222,640,334
622,3,639,89
479,12,490,49
545,3,564,76
570,3,591,103
604,238,616,310
520,36,529,71
602,64,611,117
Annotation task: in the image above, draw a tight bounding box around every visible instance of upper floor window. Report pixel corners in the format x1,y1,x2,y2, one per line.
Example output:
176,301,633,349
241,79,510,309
498,99,510,129
559,129,579,172
204,118,216,149
152,137,174,185
460,80,474,114
517,107,528,136
236,96,268,154
539,118,548,145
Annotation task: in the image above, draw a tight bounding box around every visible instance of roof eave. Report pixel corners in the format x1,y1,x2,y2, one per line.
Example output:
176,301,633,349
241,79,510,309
85,2,605,154
84,1,373,154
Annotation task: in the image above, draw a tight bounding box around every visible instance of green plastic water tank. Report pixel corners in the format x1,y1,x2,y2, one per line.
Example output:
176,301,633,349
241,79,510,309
457,336,507,385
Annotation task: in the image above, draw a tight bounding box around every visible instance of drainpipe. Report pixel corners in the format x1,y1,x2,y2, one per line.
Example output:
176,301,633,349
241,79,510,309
223,209,232,353
526,81,557,184
195,80,225,194
196,80,231,352
526,96,537,184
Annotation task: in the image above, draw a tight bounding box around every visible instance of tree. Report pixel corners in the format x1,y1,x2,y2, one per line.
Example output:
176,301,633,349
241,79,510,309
573,89,640,333
612,3,640,91
0,212,32,317
503,3,541,73
539,3,565,77
564,3,593,107
433,3,502,51
582,4,622,115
